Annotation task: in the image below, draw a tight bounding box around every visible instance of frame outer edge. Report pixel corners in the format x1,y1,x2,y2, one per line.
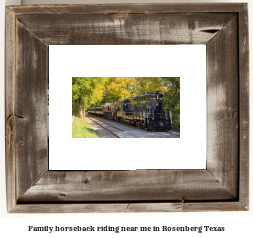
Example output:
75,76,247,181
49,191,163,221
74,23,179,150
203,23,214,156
6,3,249,14
238,4,249,209
5,7,16,212
5,3,249,213
10,202,247,213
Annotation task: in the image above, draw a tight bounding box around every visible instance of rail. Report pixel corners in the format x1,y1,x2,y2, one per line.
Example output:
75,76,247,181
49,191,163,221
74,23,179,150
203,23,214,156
86,115,139,138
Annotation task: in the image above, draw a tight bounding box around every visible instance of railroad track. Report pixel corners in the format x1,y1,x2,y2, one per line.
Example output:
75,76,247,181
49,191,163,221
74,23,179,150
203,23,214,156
88,114,175,134
88,113,145,131
86,116,139,138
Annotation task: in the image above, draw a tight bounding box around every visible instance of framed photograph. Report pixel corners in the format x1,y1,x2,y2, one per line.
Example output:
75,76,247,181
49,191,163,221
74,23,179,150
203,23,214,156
5,3,249,213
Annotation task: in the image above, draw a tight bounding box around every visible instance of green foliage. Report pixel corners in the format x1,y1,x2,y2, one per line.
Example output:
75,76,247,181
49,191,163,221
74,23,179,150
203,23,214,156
72,77,101,106
72,102,79,116
95,77,132,104
171,115,180,131
129,77,164,96
72,77,102,117
72,117,99,138
162,77,180,130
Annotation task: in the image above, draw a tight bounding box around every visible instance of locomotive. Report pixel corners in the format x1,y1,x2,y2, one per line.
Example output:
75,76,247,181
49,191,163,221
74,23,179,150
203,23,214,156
87,92,172,131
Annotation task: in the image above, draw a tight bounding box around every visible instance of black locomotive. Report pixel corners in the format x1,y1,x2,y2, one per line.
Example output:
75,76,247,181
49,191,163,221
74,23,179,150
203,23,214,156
87,92,172,131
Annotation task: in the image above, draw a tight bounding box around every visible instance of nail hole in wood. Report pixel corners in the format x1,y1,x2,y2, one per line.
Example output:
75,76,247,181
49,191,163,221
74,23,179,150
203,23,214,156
84,179,90,184
182,196,186,203
57,193,66,199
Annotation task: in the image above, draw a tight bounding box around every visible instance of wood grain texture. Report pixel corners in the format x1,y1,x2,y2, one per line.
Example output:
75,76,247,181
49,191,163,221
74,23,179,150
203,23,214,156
125,202,248,212
10,202,247,213
5,3,249,213
7,3,246,15
16,13,236,45
238,4,249,209
15,20,48,200
206,16,239,198
5,7,16,212
18,170,236,202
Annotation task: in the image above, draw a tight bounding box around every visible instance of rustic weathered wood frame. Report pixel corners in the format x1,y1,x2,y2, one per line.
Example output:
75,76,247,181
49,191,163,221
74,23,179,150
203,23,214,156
5,4,249,213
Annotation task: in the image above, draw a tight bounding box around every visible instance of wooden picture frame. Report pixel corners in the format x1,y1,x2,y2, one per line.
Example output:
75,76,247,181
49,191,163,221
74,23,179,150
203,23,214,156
5,3,249,213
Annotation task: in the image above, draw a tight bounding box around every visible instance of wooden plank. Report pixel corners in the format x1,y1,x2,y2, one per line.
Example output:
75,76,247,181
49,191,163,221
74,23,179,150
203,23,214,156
7,3,246,15
16,13,236,45
206,16,239,198
18,170,236,202
10,202,247,213
15,20,48,200
5,7,16,212
11,203,130,213
238,4,249,208
126,202,248,212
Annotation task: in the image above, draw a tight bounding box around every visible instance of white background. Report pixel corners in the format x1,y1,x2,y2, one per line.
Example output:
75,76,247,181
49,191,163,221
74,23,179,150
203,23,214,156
49,45,206,170
1,0,252,237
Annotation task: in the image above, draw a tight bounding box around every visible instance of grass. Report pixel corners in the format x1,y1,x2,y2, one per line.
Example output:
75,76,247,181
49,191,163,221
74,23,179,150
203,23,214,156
72,117,99,138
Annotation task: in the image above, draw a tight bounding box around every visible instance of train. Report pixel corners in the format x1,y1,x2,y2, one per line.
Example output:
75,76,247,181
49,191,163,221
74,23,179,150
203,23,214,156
87,91,172,131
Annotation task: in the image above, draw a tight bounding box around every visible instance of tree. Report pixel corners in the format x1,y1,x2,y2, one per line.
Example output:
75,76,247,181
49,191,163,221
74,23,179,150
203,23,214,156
129,77,164,95
162,77,180,129
72,77,101,119
98,77,132,103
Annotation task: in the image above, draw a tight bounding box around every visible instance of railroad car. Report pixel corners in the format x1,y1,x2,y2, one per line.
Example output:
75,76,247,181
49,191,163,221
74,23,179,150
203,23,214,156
87,92,172,131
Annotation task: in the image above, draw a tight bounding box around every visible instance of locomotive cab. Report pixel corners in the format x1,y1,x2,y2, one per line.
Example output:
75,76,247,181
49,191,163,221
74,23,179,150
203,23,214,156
145,92,171,131
147,92,163,112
